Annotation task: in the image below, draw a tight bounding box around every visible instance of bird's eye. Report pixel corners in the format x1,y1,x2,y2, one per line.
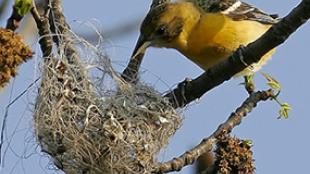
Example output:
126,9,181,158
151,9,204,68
156,25,166,35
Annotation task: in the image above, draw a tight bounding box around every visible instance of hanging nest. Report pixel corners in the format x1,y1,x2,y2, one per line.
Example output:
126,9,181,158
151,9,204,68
34,36,182,174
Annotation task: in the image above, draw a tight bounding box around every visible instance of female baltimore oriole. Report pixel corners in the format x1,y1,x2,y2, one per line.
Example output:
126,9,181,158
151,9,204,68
131,0,278,79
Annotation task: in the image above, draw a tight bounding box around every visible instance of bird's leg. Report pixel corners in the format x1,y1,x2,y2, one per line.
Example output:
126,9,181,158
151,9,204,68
244,74,255,94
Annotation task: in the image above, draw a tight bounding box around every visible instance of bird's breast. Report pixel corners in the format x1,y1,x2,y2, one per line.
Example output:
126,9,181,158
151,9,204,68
175,13,272,71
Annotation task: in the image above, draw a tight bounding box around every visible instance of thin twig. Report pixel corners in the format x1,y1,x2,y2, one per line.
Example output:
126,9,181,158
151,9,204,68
164,0,310,108
30,2,53,58
49,0,70,45
48,0,92,85
153,90,274,173
6,5,23,31
49,0,80,63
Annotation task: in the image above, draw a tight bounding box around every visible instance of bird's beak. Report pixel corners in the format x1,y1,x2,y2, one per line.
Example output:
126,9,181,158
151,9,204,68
131,35,151,59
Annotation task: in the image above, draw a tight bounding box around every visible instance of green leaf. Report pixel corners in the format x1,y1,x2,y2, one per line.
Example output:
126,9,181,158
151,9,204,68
14,0,32,17
241,139,253,147
244,74,254,83
278,103,292,119
261,72,281,91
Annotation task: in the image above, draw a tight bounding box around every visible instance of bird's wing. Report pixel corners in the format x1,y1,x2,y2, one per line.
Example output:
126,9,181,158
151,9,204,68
179,0,278,24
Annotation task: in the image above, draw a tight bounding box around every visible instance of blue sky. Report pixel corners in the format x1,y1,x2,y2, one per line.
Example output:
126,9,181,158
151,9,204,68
0,0,309,173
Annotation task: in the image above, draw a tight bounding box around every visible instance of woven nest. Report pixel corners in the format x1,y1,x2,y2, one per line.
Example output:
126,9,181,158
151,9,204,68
34,36,182,174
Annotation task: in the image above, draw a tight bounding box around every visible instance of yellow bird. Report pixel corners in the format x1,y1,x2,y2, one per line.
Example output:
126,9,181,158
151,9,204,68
131,0,278,91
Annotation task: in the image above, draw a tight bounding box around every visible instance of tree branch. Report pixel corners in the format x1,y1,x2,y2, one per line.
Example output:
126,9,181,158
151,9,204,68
165,0,310,108
49,0,70,46
153,89,274,173
30,1,53,58
6,4,24,31
48,0,90,82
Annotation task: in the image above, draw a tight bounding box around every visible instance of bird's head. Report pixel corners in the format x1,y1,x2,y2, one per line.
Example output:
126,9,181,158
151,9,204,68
131,2,200,58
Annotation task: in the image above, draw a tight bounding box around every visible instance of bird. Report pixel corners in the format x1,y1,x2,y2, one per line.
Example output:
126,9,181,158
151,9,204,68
130,0,278,93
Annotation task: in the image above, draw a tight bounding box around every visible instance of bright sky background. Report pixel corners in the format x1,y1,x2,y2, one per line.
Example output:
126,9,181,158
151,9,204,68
0,0,309,173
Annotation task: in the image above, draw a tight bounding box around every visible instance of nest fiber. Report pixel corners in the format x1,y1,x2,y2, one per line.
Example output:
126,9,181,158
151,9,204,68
34,37,182,174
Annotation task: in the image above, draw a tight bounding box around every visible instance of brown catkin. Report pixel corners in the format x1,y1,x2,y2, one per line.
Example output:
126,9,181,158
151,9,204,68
0,28,33,89
214,133,255,174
